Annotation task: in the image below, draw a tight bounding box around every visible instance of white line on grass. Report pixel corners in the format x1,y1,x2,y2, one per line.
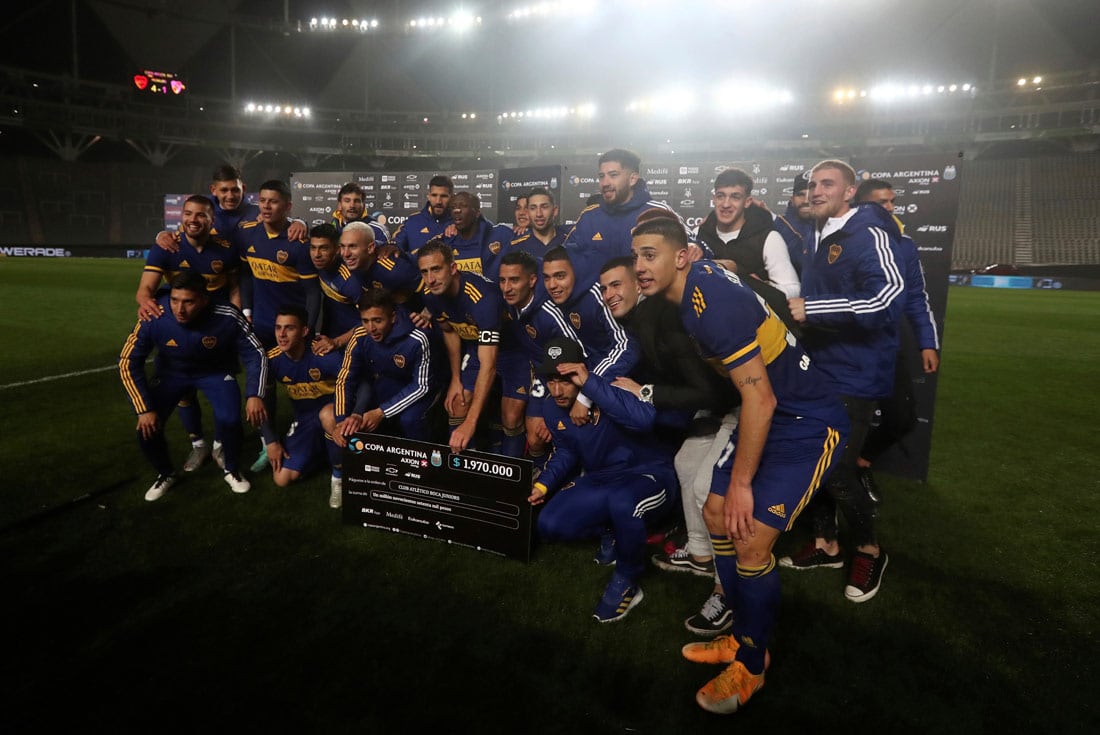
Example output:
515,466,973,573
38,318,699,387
1,364,118,390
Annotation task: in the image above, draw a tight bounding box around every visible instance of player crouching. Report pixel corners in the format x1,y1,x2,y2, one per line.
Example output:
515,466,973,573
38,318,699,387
528,337,677,623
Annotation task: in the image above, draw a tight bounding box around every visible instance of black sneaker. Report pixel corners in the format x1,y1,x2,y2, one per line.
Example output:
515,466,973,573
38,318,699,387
777,541,844,570
652,547,715,577
684,591,733,636
844,550,889,602
857,465,881,504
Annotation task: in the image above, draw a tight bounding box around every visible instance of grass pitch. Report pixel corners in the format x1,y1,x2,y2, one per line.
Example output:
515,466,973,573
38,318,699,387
1,258,1098,733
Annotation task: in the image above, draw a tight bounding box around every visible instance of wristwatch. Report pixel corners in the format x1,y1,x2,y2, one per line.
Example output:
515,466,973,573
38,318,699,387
639,384,654,404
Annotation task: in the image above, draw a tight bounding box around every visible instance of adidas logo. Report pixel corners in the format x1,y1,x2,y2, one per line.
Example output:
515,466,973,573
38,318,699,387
281,376,292,382
592,232,603,241
556,421,566,430
420,227,429,233
767,503,786,519
165,339,178,347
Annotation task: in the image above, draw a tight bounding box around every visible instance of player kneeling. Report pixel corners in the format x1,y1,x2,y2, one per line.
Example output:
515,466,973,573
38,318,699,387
528,338,678,623
257,305,346,508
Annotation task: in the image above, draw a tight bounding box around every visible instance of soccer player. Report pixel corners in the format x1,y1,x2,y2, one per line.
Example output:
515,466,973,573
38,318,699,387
228,179,322,472
310,222,368,357
135,194,242,472
778,176,815,277
513,195,529,229
393,174,454,255
119,271,268,501
852,178,941,499
334,287,438,444
496,250,572,465
443,191,514,276
783,160,905,603
417,240,505,454
208,163,259,237
485,187,570,282
541,246,639,426
564,148,701,287
330,181,390,244
527,337,677,623
598,255,741,637
631,211,848,714
258,305,346,508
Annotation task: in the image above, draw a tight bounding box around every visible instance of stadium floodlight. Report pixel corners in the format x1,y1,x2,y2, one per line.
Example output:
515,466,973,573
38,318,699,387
507,2,592,22
243,101,312,119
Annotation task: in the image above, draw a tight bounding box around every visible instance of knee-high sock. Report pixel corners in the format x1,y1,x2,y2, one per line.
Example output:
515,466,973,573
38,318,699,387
733,555,780,675
500,424,526,458
711,534,739,605
324,432,342,478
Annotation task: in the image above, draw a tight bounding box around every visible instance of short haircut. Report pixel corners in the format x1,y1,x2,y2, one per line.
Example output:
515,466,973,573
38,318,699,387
600,255,636,277
811,159,857,187
714,167,753,193
526,186,555,205
428,175,454,192
310,222,339,242
357,286,395,314
543,245,572,265
184,194,214,211
500,250,539,275
211,164,242,183
598,148,641,172
258,179,292,202
792,176,809,194
451,191,480,210
170,270,209,295
343,220,375,243
855,178,894,203
276,304,309,324
631,209,689,249
417,238,454,264
338,182,365,198
514,195,528,205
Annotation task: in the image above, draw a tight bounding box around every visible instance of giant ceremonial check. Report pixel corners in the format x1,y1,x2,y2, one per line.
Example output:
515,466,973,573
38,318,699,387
342,434,534,562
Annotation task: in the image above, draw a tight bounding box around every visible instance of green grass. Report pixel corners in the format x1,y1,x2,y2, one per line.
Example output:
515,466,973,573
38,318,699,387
1,259,1098,733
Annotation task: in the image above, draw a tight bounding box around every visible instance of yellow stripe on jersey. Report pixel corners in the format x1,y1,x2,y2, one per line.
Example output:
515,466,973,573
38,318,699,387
785,426,842,531
247,258,304,284
722,340,760,367
378,257,397,271
319,278,352,304
286,380,336,401
755,308,790,366
118,323,147,413
463,281,484,302
266,346,282,359
691,286,706,317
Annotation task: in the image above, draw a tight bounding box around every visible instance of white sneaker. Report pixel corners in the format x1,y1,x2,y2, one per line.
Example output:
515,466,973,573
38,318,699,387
182,443,210,472
211,441,225,470
145,474,176,502
329,476,343,509
223,470,251,494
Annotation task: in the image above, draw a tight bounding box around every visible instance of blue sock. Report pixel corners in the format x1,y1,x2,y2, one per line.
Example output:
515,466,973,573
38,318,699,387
710,533,739,608
732,555,780,675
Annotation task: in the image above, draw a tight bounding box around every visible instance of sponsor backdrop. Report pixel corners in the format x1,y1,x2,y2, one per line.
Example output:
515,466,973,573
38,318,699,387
498,165,562,215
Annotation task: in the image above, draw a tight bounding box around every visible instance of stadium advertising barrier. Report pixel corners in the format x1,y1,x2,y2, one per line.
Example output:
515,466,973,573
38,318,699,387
849,153,960,482
162,192,259,232
342,434,533,562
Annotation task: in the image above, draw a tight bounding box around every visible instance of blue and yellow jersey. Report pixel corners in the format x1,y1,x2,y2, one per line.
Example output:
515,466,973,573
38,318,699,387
361,252,426,309
422,270,503,346
335,311,434,420
119,297,268,414
267,346,343,418
546,283,638,380
317,264,367,337
330,211,390,244
679,261,839,422
232,220,318,333
143,233,239,300
443,217,514,276
483,225,569,283
211,200,260,238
